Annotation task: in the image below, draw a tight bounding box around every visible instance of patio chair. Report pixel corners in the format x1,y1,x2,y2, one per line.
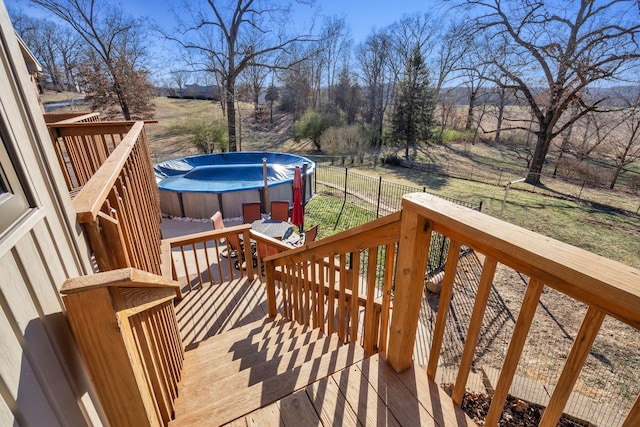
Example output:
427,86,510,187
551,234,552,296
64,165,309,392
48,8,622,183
270,200,290,222
212,211,256,269
242,202,262,224
299,224,318,246
211,211,241,258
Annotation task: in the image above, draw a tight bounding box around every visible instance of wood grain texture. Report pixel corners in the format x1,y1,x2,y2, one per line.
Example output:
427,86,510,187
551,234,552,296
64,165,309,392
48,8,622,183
402,193,640,329
485,278,544,426
306,376,360,427
387,209,433,372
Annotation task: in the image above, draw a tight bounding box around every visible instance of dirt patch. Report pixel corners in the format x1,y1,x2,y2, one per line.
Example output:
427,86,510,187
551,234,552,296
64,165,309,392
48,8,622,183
447,387,594,427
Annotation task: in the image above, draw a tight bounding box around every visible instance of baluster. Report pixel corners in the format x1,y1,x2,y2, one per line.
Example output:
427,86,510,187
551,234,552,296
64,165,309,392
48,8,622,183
485,278,544,426
452,256,497,405
427,240,463,379
539,306,606,426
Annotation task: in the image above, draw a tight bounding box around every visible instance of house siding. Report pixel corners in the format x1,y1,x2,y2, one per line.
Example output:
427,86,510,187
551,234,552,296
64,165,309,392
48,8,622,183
0,3,104,426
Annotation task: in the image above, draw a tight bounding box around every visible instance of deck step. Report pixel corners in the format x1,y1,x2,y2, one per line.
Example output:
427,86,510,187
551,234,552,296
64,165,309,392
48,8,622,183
183,314,293,354
176,333,343,410
180,327,327,387
171,318,365,426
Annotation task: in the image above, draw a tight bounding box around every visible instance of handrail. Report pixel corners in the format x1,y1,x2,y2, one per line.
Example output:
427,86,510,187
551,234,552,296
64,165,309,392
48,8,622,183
386,193,640,427
61,268,183,426
45,112,103,190
73,121,145,222
43,112,100,123
72,121,162,276
402,193,640,329
264,212,401,355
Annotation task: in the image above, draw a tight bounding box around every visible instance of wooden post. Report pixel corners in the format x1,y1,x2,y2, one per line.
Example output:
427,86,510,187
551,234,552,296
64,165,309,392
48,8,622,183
266,259,277,317
387,207,432,372
263,158,269,215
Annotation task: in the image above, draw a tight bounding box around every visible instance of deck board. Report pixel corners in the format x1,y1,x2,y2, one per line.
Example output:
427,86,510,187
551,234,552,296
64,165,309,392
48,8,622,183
356,355,438,426
306,376,360,427
333,365,402,427
175,277,269,347
279,390,322,426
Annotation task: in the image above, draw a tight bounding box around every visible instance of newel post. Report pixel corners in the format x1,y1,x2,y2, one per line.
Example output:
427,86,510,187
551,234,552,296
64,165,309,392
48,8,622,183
386,206,432,373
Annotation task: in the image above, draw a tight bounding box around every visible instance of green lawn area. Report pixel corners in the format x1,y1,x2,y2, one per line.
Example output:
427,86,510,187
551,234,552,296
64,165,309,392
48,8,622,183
306,164,640,269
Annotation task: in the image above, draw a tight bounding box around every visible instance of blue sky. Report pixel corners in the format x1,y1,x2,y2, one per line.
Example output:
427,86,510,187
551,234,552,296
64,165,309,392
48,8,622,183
5,0,444,82
121,0,443,43
6,0,443,44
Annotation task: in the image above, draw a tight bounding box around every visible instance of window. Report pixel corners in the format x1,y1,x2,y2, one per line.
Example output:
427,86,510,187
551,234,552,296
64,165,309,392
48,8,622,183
0,133,30,234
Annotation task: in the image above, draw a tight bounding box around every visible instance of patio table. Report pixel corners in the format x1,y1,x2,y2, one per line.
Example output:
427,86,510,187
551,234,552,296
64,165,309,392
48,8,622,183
251,219,294,240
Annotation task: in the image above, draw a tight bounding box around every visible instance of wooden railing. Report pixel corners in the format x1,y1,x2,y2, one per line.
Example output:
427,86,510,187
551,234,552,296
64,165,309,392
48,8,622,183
46,116,149,192
264,212,401,356
61,268,183,427
383,193,640,427
72,121,162,276
164,225,258,290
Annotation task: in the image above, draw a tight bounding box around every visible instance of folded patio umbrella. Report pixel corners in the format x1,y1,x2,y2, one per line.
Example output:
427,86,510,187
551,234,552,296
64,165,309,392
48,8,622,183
291,166,304,231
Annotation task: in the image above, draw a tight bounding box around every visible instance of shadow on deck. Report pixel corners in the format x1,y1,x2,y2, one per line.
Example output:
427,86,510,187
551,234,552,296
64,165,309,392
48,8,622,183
172,271,476,426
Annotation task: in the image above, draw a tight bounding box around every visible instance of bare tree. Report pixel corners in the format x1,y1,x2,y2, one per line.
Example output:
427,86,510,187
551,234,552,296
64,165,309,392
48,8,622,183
29,0,153,119
461,0,640,185
607,94,640,189
356,29,392,142
171,71,189,90
168,0,318,152
10,12,67,91
430,20,473,139
54,26,82,91
320,16,350,101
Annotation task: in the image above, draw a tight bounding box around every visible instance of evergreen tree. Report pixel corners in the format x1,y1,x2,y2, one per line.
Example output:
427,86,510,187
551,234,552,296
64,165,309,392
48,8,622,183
392,47,435,158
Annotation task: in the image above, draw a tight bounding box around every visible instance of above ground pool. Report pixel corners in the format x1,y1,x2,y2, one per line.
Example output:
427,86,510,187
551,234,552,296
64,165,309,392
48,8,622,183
154,152,315,219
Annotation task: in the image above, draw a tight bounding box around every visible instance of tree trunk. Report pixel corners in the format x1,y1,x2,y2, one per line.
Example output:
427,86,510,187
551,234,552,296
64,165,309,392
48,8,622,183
113,83,131,120
269,100,273,124
495,87,506,144
609,164,624,189
526,130,552,185
553,124,573,177
465,89,477,131
226,77,237,151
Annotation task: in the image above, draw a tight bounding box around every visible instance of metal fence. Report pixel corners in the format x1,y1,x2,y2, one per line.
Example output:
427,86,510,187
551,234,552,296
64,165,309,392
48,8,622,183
314,164,482,216
310,164,482,275
307,153,640,216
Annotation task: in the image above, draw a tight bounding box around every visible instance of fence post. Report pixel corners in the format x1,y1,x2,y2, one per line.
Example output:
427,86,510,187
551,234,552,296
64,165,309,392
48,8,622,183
343,167,348,203
376,176,382,218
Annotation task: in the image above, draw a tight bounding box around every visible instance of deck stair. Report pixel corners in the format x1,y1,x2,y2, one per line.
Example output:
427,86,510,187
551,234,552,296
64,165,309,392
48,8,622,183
170,315,366,426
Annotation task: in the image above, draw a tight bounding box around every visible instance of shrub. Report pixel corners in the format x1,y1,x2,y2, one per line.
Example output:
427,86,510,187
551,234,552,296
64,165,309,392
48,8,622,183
441,128,476,144
169,116,228,153
294,106,345,150
321,125,370,165
380,153,402,166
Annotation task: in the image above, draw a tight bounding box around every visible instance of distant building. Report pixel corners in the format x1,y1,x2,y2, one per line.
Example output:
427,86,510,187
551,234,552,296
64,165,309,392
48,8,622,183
172,84,220,100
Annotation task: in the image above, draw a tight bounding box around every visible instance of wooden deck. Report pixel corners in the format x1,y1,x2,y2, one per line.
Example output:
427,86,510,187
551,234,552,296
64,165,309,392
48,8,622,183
172,277,476,426
175,277,270,347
